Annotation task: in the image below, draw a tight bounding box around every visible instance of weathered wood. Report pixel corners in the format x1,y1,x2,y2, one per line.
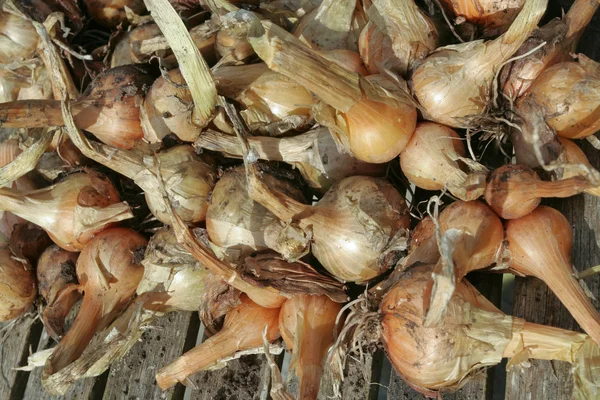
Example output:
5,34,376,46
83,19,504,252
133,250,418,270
23,328,100,400
506,139,600,399
0,318,41,400
102,311,197,400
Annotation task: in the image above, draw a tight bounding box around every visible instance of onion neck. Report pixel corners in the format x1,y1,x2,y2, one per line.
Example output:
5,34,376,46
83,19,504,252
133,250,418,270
0,188,49,229
44,295,102,375
565,0,599,42
511,259,600,346
531,176,594,198
504,320,588,362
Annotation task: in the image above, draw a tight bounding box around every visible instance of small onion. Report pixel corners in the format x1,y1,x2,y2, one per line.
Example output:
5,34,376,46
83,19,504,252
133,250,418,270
84,0,146,28
440,0,524,35
0,11,38,63
43,228,147,376
400,122,487,201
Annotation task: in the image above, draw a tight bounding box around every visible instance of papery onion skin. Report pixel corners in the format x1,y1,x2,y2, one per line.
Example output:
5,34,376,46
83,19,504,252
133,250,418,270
44,228,147,376
84,0,146,28
0,12,38,63
440,0,525,35
520,59,600,139
302,176,410,282
0,246,36,321
144,145,217,224
559,137,600,197
206,167,307,262
37,245,79,306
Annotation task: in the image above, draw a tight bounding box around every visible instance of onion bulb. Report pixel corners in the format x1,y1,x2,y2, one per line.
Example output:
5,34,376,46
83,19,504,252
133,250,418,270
400,122,487,201
410,0,547,128
505,206,600,345
138,226,239,324
518,57,600,139
362,0,438,76
206,166,307,263
155,295,280,389
84,0,146,28
440,0,524,35
248,172,410,282
0,243,36,321
500,0,598,99
37,245,81,339
143,145,217,224
0,171,133,251
215,25,255,65
246,15,417,163
43,228,147,377
213,63,316,135
381,264,598,395
484,163,593,219
0,11,38,63
0,65,155,149
195,128,386,193
559,137,600,197
358,22,398,75
279,294,342,399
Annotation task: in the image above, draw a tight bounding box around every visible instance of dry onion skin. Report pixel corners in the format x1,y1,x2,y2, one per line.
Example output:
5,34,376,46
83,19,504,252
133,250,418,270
0,11,38,63
195,128,386,194
400,122,487,201
410,0,547,128
484,163,593,219
205,166,306,263
381,264,599,395
279,294,342,399
505,206,600,345
0,171,133,251
518,57,600,140
559,137,600,197
37,244,80,339
144,145,217,224
155,295,280,389
0,243,36,321
43,228,147,381
0,66,53,103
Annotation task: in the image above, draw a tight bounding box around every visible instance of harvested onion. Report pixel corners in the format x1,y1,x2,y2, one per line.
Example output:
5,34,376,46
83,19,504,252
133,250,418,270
155,295,280,389
440,0,524,35
0,11,38,63
559,137,600,197
484,163,593,219
410,0,547,128
0,171,133,251
505,206,600,345
84,0,146,28
400,122,487,201
43,228,147,378
0,243,36,321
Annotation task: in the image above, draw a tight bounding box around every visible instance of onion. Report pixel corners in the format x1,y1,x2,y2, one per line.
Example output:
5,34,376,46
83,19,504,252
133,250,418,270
246,15,417,163
381,264,598,395
247,171,410,282
0,243,36,321
155,295,280,389
0,11,38,63
216,25,255,65
0,171,133,251
505,206,600,345
400,122,487,201
138,226,239,325
321,49,369,76
206,166,307,263
43,228,147,377
293,0,357,51
279,294,342,399
440,0,524,35
410,0,547,128
500,0,598,99
358,22,398,75
37,244,81,339
484,163,593,219
84,0,146,28
517,58,600,140
195,128,386,194
0,65,155,149
362,0,438,76
424,200,504,324
559,137,600,197
143,145,217,224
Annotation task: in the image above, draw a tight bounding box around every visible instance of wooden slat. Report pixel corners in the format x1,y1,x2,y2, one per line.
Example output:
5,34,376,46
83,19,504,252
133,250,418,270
102,311,197,400
0,318,41,400
506,139,600,399
23,328,100,400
